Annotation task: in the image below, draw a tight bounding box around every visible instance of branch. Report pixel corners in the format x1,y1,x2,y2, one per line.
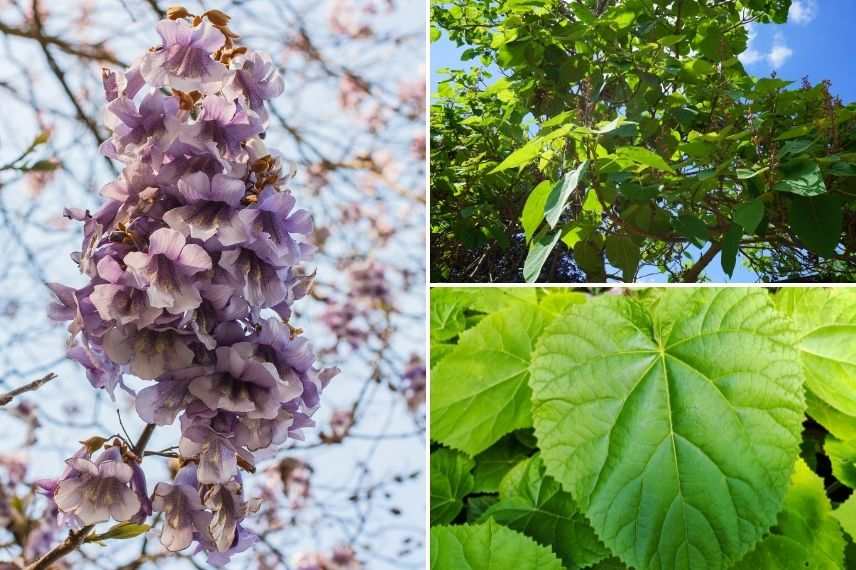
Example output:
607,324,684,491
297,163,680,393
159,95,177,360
0,21,123,66
681,242,722,283
24,424,157,570
0,372,57,406
24,525,94,570
30,0,116,174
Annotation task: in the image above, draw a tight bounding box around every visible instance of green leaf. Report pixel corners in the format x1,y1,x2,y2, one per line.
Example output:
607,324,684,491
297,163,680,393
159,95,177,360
805,391,856,441
480,455,609,569
430,288,471,342
540,111,573,129
736,167,769,180
86,522,150,542
774,288,856,418
430,519,563,570
467,495,499,522
755,77,793,94
615,146,675,173
32,131,50,146
530,289,805,570
674,214,710,243
464,288,538,313
431,305,546,456
734,199,764,232
789,194,843,257
658,34,685,46
779,139,815,158
430,26,441,42
544,160,588,229
826,437,856,489
538,290,586,317
775,125,813,140
490,139,542,173
521,180,553,242
523,228,561,283
774,159,826,196
431,448,475,525
472,435,530,493
720,223,742,277
573,239,605,281
731,460,846,570
431,342,457,368
26,159,59,172
683,58,716,76
604,234,640,281
833,495,856,541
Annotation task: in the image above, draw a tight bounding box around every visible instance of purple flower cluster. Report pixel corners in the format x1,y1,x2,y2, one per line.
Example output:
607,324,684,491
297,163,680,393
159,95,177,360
46,8,336,563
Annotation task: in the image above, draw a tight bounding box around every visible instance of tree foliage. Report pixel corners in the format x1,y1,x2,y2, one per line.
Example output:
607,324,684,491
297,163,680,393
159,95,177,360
430,0,856,282
430,287,856,570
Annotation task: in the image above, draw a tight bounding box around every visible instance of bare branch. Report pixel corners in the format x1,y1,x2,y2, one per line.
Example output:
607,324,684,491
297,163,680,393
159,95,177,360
0,372,57,406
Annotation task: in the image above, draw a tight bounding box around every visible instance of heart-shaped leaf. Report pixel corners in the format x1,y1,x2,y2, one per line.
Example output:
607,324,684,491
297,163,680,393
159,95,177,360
530,289,805,570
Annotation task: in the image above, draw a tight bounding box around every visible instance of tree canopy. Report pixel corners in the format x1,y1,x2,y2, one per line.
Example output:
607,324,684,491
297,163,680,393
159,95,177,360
430,0,856,282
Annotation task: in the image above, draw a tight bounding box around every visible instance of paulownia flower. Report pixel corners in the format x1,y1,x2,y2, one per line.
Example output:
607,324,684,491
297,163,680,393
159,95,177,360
141,19,226,92
223,51,284,117
49,9,334,560
124,227,212,314
164,171,250,246
54,447,142,525
151,465,213,551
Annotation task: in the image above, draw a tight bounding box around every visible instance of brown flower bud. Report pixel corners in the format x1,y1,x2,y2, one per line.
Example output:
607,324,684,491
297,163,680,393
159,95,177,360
166,6,190,20
203,9,230,27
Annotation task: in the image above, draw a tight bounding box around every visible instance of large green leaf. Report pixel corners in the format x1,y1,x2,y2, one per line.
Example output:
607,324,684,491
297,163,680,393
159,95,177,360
521,180,553,242
774,288,856,417
731,460,846,569
464,288,538,313
430,519,563,570
834,495,856,542
523,228,561,283
480,455,609,569
431,448,475,525
431,305,546,456
615,146,675,174
774,159,826,196
805,391,856,441
789,194,843,257
544,160,589,229
530,289,805,570
826,436,856,489
720,223,742,277
604,234,640,282
734,199,764,233
490,139,542,173
471,435,531,493
431,288,471,342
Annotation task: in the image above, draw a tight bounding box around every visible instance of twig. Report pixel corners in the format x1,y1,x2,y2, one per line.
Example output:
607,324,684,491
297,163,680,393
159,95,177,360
0,21,123,65
681,242,722,283
0,372,57,406
25,524,95,570
30,0,115,174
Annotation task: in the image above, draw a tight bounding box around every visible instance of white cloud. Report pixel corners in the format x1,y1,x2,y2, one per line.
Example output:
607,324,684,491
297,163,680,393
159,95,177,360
739,48,764,65
738,26,793,69
767,33,794,68
789,0,818,25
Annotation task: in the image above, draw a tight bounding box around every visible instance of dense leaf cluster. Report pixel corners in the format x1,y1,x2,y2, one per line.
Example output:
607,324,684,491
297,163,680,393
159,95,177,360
429,287,856,569
430,0,856,282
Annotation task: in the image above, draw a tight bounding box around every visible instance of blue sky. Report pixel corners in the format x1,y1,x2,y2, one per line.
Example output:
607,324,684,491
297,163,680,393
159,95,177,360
431,0,855,282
